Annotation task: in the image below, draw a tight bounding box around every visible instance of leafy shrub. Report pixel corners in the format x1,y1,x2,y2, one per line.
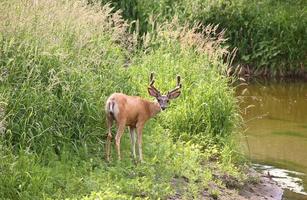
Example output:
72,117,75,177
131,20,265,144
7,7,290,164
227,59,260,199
99,0,307,74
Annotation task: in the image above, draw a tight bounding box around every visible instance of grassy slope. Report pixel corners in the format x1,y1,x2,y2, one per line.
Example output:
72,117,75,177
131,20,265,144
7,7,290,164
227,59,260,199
0,0,245,199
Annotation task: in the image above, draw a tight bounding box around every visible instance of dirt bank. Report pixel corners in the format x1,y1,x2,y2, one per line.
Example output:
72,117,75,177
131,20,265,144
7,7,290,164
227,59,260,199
210,177,282,200
238,176,283,200
169,167,283,200
207,168,283,200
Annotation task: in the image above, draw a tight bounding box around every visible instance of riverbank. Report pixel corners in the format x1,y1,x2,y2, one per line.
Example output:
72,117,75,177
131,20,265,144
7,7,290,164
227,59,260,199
169,165,283,200
238,173,283,200
205,167,283,200
2,0,302,199
227,65,307,80
237,79,307,199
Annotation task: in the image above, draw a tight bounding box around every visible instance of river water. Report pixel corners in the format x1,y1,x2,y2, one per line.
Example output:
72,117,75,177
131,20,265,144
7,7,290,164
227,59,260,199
237,79,307,200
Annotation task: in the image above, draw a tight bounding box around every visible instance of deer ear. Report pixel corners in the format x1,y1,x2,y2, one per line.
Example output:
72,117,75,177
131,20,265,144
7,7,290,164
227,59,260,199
168,91,181,99
148,87,159,97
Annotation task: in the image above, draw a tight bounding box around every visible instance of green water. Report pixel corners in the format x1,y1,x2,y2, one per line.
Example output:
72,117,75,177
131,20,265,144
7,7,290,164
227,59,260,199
237,79,307,200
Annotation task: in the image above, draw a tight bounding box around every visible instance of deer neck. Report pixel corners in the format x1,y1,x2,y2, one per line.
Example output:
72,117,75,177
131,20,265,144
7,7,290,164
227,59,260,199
148,101,161,117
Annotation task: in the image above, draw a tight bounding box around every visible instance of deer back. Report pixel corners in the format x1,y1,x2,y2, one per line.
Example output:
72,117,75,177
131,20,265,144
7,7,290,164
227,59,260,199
106,93,159,127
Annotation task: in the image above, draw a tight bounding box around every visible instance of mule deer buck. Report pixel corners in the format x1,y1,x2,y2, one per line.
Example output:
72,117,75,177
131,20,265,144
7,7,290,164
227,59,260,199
105,73,182,162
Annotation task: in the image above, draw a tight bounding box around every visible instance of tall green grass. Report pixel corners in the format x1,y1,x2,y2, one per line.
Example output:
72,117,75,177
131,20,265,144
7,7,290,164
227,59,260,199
0,0,243,199
127,22,238,147
0,0,132,155
195,0,307,75
99,0,307,75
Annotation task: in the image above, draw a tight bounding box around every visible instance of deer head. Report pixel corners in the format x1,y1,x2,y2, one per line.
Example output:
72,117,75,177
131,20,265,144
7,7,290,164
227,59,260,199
148,72,182,110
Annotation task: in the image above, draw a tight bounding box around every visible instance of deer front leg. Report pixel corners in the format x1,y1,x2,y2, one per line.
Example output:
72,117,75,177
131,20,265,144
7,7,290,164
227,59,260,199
136,123,145,162
129,127,137,160
115,123,126,161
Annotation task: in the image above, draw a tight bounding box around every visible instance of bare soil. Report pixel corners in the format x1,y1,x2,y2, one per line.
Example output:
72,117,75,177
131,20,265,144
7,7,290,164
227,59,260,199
206,169,283,200
238,176,283,200
212,169,283,200
169,168,283,200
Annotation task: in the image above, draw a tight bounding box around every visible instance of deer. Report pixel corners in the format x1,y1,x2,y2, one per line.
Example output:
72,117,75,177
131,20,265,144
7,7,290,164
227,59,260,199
105,73,182,162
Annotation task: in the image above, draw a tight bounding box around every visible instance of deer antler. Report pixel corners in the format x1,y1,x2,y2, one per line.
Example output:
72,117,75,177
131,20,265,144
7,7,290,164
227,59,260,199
149,72,154,85
149,72,161,95
168,75,182,94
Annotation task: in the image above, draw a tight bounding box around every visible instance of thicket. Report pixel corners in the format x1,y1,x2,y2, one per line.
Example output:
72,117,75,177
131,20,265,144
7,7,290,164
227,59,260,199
100,0,307,75
0,0,243,199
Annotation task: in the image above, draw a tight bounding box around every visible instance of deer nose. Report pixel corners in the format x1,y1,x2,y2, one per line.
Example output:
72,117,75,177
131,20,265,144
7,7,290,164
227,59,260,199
161,107,166,111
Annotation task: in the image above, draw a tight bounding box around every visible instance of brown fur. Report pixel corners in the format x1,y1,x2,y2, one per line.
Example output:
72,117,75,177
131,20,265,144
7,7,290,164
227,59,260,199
105,93,161,162
105,74,181,162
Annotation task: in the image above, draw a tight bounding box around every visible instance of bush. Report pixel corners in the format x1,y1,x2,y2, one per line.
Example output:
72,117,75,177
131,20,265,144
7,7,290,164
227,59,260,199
196,0,307,74
99,0,307,74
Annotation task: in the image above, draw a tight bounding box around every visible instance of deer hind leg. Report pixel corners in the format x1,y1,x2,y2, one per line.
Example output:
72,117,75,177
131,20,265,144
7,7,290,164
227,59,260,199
136,123,145,162
129,127,136,160
115,121,126,161
106,113,113,162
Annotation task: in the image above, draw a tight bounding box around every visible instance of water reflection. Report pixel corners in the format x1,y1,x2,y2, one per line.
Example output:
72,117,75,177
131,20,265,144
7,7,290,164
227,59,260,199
237,79,307,199
253,164,307,195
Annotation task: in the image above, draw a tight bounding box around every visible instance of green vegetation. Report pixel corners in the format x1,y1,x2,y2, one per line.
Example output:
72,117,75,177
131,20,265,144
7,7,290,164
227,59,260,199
0,0,245,199
100,0,307,76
